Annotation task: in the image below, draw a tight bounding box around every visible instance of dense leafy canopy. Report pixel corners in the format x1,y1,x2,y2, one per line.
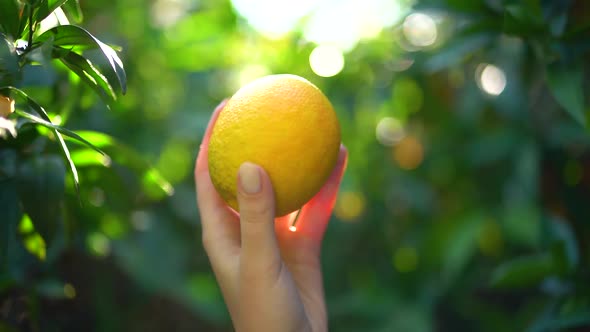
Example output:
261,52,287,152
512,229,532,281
1,0,589,331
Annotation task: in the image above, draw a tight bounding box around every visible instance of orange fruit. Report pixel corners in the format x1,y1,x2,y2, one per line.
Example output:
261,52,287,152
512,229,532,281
208,74,341,217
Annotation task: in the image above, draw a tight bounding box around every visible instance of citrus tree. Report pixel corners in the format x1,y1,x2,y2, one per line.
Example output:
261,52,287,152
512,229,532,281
1,0,590,331
1,2,174,330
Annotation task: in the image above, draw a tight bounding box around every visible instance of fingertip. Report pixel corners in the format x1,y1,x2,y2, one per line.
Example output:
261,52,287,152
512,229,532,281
236,162,276,218
238,162,262,195
338,144,349,170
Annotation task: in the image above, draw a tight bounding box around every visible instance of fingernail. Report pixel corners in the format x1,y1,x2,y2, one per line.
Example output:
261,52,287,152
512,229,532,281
239,162,261,194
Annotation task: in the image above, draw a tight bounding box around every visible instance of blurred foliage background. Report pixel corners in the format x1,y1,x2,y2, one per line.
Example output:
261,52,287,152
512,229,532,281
2,0,590,331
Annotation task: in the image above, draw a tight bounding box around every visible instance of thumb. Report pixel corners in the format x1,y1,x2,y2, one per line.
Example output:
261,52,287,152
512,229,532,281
237,162,281,280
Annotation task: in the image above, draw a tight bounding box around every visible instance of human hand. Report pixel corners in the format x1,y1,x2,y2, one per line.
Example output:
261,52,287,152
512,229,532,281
194,101,348,332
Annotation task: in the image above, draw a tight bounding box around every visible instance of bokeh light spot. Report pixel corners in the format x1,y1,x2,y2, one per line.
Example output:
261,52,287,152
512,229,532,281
388,58,415,72
101,214,127,239
87,232,110,257
309,45,345,77
157,139,192,184
403,13,437,48
303,0,406,52
151,0,191,28
89,187,105,207
376,117,405,146
393,247,418,273
231,0,317,39
476,64,507,96
393,136,424,170
235,64,271,90
131,210,153,231
63,283,76,299
335,191,366,221
392,77,424,117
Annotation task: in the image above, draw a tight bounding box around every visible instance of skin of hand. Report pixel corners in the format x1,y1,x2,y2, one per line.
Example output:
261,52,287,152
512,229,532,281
194,101,348,332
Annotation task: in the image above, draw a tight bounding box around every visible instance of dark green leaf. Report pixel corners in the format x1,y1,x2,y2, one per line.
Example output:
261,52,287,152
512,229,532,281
0,179,20,273
4,86,101,193
0,0,23,38
413,0,490,13
548,312,590,330
0,149,17,180
75,131,174,199
548,217,579,272
4,87,104,154
16,155,65,243
422,33,494,72
36,25,127,94
546,61,586,126
56,48,117,105
542,0,573,37
34,0,70,25
503,3,545,36
15,108,79,192
528,310,590,332
490,253,558,288
0,40,20,89
14,109,103,154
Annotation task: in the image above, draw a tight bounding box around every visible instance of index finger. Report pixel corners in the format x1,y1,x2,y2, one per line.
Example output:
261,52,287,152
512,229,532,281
196,99,227,173
195,100,236,233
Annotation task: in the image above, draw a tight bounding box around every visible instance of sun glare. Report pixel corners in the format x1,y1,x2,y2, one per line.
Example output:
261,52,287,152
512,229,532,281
376,117,405,147
309,45,345,77
231,0,317,39
231,0,408,50
402,13,437,48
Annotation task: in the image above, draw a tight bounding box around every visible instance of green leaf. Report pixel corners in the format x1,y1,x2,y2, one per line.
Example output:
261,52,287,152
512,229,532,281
0,149,17,180
18,214,46,261
423,33,494,72
413,0,489,13
0,0,23,38
56,48,117,105
16,155,65,246
2,86,102,152
547,216,579,272
11,104,103,154
528,310,590,332
490,253,558,289
4,86,100,193
63,0,83,23
546,61,586,126
0,179,21,273
34,0,70,25
36,25,127,94
70,149,111,167
0,37,20,85
75,131,174,199
503,3,545,36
